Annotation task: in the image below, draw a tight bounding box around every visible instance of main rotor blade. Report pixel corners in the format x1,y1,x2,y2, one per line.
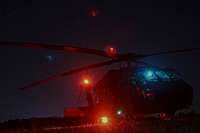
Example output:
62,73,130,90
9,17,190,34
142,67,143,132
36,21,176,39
19,60,115,90
140,48,200,58
115,48,200,62
0,42,118,58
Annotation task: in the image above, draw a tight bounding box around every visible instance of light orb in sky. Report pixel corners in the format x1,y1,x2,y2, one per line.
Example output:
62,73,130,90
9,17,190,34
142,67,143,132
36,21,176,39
86,4,100,17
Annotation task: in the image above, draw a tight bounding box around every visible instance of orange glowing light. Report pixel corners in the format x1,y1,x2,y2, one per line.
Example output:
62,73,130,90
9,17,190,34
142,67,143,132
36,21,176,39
83,78,89,84
99,116,109,125
102,117,108,123
80,76,93,89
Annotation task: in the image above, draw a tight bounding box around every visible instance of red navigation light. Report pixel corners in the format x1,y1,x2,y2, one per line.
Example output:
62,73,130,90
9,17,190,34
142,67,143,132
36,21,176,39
104,45,117,57
146,93,151,97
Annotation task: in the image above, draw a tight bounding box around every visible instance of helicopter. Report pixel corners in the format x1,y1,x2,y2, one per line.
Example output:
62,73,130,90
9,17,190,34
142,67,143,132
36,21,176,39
0,42,199,121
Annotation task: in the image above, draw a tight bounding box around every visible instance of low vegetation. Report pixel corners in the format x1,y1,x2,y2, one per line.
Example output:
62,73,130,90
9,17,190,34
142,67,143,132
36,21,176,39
1,112,200,133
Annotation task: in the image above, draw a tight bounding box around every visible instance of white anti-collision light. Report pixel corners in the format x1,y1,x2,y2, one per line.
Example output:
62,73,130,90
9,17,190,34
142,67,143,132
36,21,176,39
117,110,122,115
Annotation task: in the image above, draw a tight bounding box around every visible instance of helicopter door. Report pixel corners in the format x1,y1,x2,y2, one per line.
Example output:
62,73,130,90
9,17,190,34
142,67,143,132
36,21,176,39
136,71,158,100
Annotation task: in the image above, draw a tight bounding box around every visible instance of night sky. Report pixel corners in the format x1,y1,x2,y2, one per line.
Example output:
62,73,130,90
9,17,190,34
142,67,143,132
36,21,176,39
0,1,199,122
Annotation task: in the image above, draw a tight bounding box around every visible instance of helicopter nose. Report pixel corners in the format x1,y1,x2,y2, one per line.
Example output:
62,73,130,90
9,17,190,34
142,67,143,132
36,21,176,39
176,83,193,105
152,81,193,108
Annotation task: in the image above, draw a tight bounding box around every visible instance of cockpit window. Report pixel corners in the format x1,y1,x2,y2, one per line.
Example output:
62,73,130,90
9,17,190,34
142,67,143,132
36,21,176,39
155,70,170,81
136,69,182,84
137,70,157,83
165,70,182,80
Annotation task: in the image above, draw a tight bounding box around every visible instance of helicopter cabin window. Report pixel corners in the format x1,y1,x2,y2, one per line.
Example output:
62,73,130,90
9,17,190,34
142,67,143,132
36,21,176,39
155,70,170,81
137,70,182,83
137,70,157,84
166,70,182,80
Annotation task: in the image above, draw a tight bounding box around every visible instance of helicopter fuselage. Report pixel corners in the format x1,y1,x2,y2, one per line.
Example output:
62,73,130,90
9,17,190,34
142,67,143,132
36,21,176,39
93,66,193,115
